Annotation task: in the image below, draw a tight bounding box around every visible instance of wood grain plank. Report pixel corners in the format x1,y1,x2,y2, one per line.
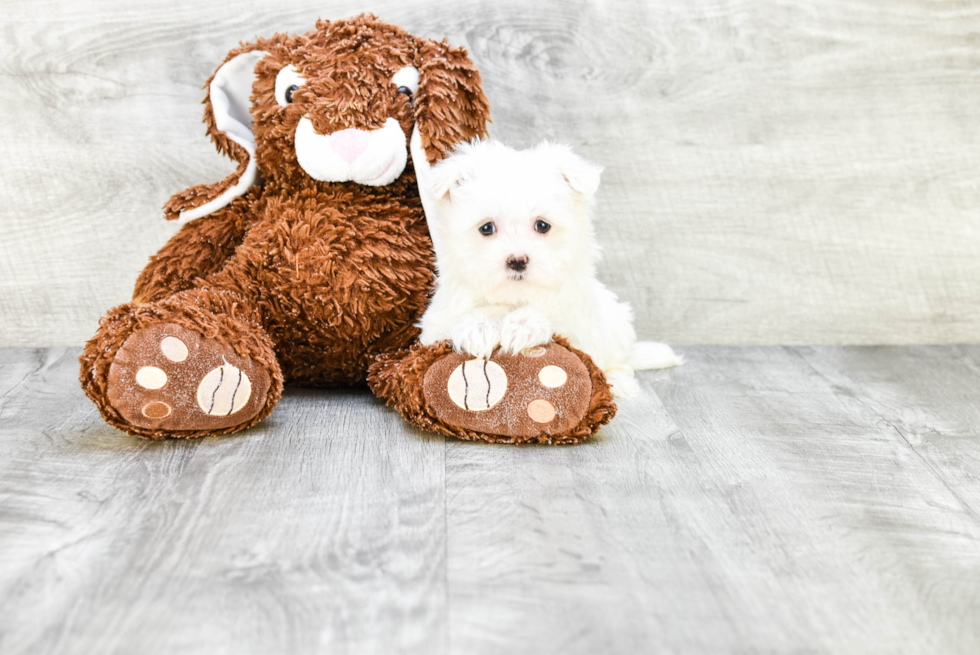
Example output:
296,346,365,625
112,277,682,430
0,348,447,655
796,344,980,521
3,0,980,346
443,392,738,654
445,345,980,653
649,345,980,653
3,346,980,652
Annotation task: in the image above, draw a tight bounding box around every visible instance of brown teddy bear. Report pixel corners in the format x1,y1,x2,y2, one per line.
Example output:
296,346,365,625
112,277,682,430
79,15,616,444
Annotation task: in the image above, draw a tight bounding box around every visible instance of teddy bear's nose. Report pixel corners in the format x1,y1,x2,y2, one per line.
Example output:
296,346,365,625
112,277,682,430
330,128,370,163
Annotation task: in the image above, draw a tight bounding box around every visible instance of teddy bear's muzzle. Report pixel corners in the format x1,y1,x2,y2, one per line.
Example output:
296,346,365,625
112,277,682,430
294,116,408,187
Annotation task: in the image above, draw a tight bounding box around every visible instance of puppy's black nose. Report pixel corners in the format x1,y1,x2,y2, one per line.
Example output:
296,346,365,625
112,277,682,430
506,255,528,272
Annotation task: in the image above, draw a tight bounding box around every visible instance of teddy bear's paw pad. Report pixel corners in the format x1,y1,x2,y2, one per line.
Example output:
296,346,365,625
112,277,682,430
105,323,271,432
422,342,592,440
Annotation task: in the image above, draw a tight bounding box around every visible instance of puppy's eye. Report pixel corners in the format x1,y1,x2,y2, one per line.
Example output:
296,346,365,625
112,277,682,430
534,219,551,234
479,222,496,236
285,85,299,104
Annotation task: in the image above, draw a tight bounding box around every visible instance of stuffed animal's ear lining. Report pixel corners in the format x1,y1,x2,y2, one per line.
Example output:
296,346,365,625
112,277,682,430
209,50,267,148
165,48,270,222
411,124,445,256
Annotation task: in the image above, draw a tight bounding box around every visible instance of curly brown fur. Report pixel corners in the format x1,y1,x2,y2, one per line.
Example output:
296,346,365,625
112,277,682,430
416,39,490,163
81,15,492,438
81,14,615,442
367,336,617,444
135,193,258,303
79,289,284,439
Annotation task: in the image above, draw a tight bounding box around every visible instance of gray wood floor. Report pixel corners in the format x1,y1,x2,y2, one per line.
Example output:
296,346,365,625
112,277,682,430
2,346,979,654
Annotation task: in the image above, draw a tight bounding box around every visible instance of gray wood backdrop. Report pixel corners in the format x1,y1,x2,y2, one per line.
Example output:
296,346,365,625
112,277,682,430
2,0,979,347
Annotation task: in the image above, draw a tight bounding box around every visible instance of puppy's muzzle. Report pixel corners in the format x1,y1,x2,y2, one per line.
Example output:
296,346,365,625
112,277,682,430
506,255,529,273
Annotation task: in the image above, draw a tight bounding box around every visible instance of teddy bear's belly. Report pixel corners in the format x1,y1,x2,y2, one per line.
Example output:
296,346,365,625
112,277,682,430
210,203,435,386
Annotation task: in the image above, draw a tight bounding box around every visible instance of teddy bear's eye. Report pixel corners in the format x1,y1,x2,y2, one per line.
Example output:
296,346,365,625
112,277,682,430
479,222,496,236
534,219,551,234
396,86,414,107
275,65,306,107
391,67,420,95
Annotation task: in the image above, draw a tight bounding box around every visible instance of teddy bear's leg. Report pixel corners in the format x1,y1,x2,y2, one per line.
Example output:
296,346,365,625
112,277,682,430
79,288,283,439
367,337,617,444
133,200,254,304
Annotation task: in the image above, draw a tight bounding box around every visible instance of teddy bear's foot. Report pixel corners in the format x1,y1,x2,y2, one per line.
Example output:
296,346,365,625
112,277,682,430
80,295,284,439
104,322,273,435
368,337,616,444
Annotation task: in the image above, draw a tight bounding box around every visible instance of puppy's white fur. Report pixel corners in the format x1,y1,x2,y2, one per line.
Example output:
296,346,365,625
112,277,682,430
418,140,681,398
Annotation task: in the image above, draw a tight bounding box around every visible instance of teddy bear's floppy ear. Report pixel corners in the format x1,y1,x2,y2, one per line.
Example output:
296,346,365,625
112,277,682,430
163,44,270,223
409,40,490,244
413,39,491,165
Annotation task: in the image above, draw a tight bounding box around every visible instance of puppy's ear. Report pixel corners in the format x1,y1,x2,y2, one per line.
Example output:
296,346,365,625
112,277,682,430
427,140,486,204
414,39,491,164
164,43,272,222
427,150,465,203
551,145,603,198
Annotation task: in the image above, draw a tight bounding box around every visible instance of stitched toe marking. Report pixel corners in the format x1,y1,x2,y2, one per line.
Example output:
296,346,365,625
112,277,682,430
160,336,188,362
538,365,568,388
447,359,508,411
142,402,172,419
527,399,556,423
136,366,168,390
197,364,253,416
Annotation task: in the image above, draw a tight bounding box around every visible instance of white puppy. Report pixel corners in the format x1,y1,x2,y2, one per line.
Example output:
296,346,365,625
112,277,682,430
416,139,681,397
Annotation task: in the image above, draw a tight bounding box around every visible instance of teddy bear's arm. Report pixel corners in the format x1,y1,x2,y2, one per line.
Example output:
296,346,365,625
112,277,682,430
132,196,254,304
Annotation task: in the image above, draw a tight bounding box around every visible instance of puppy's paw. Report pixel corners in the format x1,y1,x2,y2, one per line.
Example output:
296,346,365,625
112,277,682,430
500,308,552,355
606,370,641,398
450,316,502,360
